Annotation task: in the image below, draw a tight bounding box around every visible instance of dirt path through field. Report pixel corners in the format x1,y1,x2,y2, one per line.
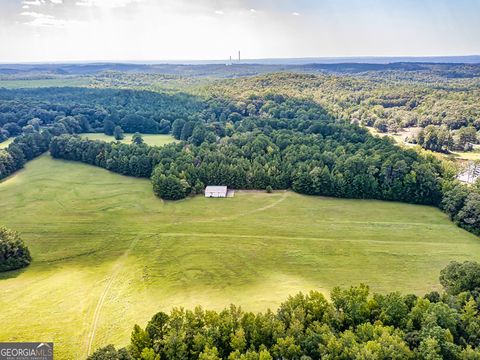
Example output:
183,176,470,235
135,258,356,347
240,191,289,216
84,235,140,358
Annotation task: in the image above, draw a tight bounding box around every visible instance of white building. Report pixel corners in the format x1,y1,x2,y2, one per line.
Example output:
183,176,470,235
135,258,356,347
205,186,228,198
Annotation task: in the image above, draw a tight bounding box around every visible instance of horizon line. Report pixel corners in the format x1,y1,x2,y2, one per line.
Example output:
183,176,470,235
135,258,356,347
1,54,480,65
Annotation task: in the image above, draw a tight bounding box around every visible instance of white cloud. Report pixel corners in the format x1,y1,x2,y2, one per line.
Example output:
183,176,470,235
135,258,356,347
214,10,224,15
75,0,141,8
22,5,30,9
20,11,74,27
22,0,45,5
249,8,256,13
26,17,67,26
21,11,47,18
50,0,63,4
292,12,300,16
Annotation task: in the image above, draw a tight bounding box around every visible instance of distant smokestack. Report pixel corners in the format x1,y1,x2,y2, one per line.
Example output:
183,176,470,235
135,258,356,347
238,51,241,62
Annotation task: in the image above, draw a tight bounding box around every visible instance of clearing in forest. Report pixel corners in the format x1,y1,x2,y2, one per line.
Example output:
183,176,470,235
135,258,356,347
79,133,176,147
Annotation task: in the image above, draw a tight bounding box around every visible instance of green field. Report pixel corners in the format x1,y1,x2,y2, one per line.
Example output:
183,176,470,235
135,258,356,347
0,137,14,149
0,155,479,359
0,77,92,89
79,133,176,147
447,149,480,161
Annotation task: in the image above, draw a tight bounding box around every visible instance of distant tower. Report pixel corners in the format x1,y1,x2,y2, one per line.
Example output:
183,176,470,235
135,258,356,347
238,51,241,62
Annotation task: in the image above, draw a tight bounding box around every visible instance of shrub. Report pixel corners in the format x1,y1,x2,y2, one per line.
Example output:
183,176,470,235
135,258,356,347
151,169,186,200
0,226,31,272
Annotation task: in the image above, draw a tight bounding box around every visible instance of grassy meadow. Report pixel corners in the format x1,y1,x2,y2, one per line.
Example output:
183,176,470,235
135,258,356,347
79,133,176,147
0,155,479,359
447,148,480,161
0,77,92,89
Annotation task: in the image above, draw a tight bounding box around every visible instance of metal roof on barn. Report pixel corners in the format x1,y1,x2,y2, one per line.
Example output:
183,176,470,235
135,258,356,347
205,186,228,197
205,186,227,193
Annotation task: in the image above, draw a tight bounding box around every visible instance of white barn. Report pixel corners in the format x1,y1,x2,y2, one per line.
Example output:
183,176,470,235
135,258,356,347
205,186,228,198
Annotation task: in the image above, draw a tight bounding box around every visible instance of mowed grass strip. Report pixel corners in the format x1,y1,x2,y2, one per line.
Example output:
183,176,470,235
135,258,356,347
0,137,14,149
0,155,479,359
0,77,92,89
79,133,176,147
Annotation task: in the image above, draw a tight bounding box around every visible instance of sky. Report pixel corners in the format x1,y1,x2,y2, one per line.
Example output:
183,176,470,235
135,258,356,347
0,0,479,62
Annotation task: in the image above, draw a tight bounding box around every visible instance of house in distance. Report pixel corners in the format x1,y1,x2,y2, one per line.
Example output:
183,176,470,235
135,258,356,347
204,186,228,198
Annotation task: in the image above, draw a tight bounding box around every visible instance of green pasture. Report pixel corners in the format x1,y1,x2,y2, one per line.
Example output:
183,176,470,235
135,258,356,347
0,77,91,89
0,155,478,359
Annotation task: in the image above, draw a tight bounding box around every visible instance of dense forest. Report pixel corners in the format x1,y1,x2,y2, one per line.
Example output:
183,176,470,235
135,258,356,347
87,261,480,360
0,87,204,141
91,70,480,153
2,69,480,153
191,73,480,154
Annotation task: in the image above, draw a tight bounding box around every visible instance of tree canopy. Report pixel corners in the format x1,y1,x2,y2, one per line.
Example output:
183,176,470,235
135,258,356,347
0,226,31,272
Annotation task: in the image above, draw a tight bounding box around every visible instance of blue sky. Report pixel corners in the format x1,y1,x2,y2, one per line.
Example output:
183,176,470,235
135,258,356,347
0,0,479,62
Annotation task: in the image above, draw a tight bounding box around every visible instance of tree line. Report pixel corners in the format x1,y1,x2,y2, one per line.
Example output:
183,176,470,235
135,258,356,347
50,97,445,206
49,89,480,236
50,131,479,237
0,130,52,181
441,181,480,236
87,261,480,360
